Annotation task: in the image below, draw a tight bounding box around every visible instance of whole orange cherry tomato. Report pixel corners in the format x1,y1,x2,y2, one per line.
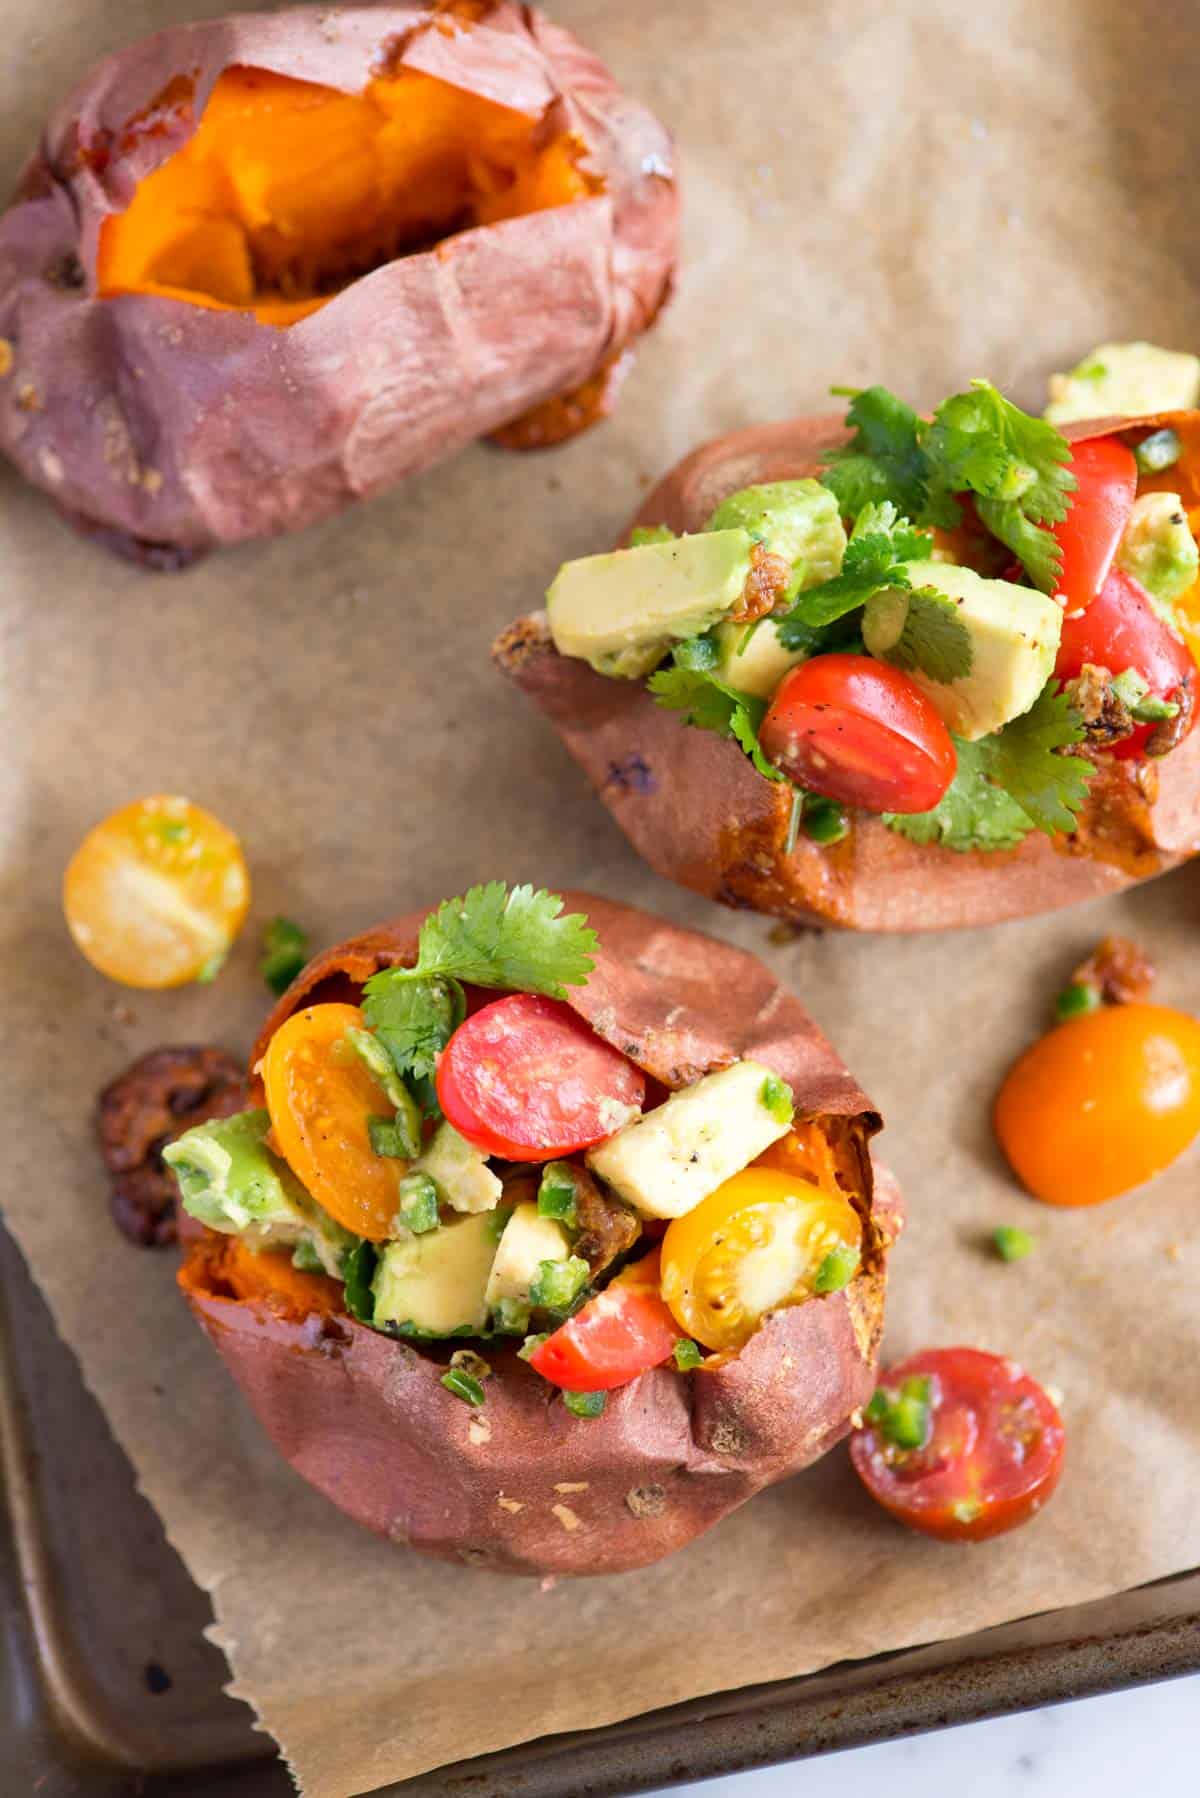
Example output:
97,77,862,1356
994,1001,1200,1206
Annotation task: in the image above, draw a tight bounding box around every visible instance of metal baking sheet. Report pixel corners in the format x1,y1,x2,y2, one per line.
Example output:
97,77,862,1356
1,1222,1196,1798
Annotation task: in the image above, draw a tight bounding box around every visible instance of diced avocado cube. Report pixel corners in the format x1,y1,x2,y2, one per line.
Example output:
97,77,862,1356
863,560,1062,741
712,616,807,699
411,1121,502,1214
163,1109,356,1277
1045,342,1200,424
586,1060,793,1221
705,480,846,589
484,1201,573,1313
371,1212,499,1337
1117,492,1199,611
546,530,754,678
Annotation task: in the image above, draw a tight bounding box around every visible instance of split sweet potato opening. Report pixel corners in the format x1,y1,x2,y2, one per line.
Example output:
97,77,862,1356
98,65,596,325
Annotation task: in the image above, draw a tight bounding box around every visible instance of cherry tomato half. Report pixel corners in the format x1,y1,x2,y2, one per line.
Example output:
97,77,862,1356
850,1347,1065,1542
660,1166,862,1352
263,1002,403,1240
436,993,646,1162
1052,435,1137,611
1055,565,1196,759
63,794,250,988
760,655,957,814
528,1249,679,1391
994,1001,1200,1206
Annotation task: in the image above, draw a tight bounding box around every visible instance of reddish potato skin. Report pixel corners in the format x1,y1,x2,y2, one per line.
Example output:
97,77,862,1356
495,413,1200,932
179,893,903,1576
0,4,678,563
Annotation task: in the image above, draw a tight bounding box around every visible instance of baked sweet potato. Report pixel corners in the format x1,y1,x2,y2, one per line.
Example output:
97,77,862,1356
176,892,902,1576
0,3,678,566
496,412,1200,931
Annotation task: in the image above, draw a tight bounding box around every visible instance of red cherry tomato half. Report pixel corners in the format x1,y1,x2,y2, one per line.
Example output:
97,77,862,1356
528,1250,679,1391
1052,435,1137,611
436,993,645,1162
760,655,957,814
850,1347,1065,1542
1055,566,1196,759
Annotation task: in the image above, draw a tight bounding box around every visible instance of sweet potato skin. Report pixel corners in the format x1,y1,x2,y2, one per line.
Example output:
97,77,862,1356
0,4,678,562
179,893,902,1576
496,414,1200,932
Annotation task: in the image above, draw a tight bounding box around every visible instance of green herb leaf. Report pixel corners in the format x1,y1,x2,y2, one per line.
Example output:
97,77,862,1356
820,387,929,521
361,974,464,1083
672,631,721,672
813,1244,861,1292
413,883,598,997
992,1225,1035,1263
673,1338,703,1371
562,1388,607,1418
784,501,931,629
883,736,1034,852
260,917,309,997
441,1368,486,1407
876,587,974,683
647,666,782,782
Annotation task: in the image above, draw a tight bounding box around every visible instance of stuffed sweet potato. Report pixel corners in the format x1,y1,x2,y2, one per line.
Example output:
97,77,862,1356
0,3,678,566
167,884,902,1576
497,376,1200,931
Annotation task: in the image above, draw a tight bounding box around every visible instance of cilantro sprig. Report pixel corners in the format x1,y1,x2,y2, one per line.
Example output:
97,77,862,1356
885,684,1092,852
821,380,1076,593
647,665,784,782
779,502,933,633
362,885,597,1082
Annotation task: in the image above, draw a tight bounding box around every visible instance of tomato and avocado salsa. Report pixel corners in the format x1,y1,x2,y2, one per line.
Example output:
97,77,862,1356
165,885,870,1413
545,351,1200,855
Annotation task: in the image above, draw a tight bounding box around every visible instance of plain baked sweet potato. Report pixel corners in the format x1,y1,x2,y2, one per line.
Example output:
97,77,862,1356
0,3,678,566
177,892,903,1576
495,414,1200,932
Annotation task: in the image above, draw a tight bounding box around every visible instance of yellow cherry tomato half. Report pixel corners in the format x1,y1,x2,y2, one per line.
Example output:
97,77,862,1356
262,1003,407,1240
63,794,250,989
994,1001,1200,1207
660,1167,862,1352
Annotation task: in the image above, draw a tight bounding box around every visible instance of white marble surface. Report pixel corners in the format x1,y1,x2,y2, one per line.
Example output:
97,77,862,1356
648,1673,1200,1796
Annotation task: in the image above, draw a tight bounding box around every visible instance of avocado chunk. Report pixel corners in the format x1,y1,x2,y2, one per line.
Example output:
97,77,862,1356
484,1201,573,1312
1117,492,1199,612
371,1211,501,1337
863,560,1062,741
163,1108,355,1277
712,617,806,700
1045,342,1200,424
705,480,846,590
547,530,754,678
586,1060,793,1221
411,1121,502,1214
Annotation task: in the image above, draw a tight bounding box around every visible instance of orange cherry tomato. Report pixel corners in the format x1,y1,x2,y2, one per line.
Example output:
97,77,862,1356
63,795,250,988
262,1003,404,1240
994,1001,1200,1206
660,1167,862,1352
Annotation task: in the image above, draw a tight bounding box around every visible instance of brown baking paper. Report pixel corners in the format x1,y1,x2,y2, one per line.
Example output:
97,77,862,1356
3,1,1200,1794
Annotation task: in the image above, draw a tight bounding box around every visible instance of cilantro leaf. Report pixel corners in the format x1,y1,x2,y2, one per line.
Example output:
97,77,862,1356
925,382,1075,592
782,501,932,629
821,388,929,520
361,885,598,1084
648,666,783,782
876,587,974,683
413,883,598,996
981,683,1091,836
884,683,1092,851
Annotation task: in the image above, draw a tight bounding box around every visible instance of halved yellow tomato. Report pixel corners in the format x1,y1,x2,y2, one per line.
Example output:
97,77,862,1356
63,794,250,988
262,1003,404,1240
660,1167,862,1352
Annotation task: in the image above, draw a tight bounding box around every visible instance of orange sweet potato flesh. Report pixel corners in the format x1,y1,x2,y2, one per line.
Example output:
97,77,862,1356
495,412,1200,933
97,64,593,326
0,3,678,563
178,892,903,1576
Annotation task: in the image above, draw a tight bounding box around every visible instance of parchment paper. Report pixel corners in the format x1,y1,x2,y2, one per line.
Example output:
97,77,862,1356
3,2,1200,1794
